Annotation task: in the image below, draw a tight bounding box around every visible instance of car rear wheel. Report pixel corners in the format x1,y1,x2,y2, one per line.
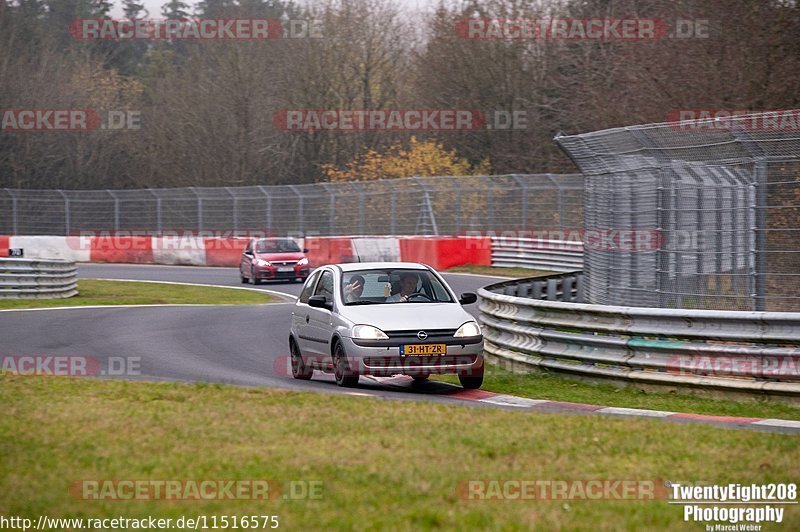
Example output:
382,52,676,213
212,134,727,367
290,338,313,380
333,342,358,387
458,367,484,389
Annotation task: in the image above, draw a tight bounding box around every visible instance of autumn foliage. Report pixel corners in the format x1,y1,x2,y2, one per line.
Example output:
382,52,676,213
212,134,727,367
322,137,491,182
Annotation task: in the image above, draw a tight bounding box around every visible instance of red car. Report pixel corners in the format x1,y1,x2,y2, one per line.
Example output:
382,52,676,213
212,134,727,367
240,238,310,284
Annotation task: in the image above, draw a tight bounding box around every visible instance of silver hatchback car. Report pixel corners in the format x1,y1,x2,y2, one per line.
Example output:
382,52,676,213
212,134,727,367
289,262,485,388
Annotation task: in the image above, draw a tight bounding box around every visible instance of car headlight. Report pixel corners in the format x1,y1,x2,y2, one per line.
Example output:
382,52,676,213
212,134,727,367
352,325,389,340
454,321,481,337
256,259,271,267
297,257,309,266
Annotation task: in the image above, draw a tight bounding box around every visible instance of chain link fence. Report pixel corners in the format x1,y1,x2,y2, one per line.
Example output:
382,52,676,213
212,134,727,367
556,110,800,312
0,174,583,238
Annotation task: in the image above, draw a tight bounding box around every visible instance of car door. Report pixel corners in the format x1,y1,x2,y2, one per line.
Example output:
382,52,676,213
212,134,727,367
293,270,321,354
305,269,336,357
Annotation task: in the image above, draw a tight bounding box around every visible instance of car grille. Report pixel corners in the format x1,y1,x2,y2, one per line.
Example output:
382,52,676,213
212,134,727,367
272,261,297,266
383,329,458,342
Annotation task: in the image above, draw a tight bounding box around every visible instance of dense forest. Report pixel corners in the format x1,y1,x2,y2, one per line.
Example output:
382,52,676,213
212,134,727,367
1,0,799,189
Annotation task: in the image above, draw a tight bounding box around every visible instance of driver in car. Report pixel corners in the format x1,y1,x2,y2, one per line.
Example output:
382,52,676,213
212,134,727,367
386,272,420,303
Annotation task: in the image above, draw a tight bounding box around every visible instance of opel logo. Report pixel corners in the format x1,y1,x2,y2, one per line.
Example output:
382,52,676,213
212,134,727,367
417,331,428,341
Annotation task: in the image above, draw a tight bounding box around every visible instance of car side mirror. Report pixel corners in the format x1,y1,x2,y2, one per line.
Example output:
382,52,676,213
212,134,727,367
308,295,330,309
303,248,309,253
459,292,478,305
244,250,253,256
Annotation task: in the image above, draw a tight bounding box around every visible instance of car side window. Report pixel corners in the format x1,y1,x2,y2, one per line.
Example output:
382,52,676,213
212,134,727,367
314,270,334,300
299,271,320,304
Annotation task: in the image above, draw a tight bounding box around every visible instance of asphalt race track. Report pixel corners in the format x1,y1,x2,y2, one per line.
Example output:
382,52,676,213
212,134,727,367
1,264,508,407
5,264,800,432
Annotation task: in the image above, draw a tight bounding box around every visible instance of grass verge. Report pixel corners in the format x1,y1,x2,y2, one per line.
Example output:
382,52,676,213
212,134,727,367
0,280,275,309
1,375,798,530
433,364,800,421
445,264,556,278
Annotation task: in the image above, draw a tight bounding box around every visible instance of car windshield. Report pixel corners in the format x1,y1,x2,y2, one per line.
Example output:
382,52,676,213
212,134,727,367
256,239,301,253
341,269,454,305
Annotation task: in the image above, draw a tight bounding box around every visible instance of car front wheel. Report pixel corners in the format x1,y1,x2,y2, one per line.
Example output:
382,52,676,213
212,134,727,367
333,342,358,387
251,266,261,285
458,366,484,389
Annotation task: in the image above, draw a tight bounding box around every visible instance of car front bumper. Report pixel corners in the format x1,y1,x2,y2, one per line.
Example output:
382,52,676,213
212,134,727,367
255,266,309,280
340,336,484,377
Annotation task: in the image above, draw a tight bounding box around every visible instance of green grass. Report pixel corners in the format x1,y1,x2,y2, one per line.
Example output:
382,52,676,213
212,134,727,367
1,375,798,531
433,364,800,421
445,264,556,278
0,280,275,309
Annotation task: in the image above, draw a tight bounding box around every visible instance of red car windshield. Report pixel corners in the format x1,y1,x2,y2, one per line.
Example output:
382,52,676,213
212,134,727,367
256,239,301,253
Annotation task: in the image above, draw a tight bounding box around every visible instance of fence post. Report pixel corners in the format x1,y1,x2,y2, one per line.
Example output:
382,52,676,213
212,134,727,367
257,186,272,234
107,190,120,231
4,189,18,235
57,190,70,235
146,189,162,233
351,182,365,235
288,185,303,236
224,187,237,232
726,123,768,311
512,174,528,230
190,187,203,232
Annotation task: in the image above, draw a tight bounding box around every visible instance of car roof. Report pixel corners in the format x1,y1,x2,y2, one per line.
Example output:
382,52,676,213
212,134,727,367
334,262,429,272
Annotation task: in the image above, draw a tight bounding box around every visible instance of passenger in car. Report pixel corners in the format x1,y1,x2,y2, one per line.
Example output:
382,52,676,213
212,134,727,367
343,275,365,303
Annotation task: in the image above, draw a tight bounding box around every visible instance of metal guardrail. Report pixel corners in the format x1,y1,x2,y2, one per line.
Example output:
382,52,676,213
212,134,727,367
491,237,584,272
478,273,800,397
0,258,78,299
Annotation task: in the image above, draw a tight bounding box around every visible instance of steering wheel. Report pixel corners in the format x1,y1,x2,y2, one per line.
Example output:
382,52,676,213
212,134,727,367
405,291,432,302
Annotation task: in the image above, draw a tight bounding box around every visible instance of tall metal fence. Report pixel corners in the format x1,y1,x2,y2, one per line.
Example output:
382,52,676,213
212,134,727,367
0,174,583,238
556,110,800,312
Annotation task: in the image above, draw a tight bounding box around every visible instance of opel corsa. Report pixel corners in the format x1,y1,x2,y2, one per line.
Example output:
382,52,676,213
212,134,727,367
289,262,484,388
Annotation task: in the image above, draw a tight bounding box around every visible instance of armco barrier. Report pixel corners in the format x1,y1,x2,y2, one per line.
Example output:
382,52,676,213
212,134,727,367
0,258,78,299
0,234,544,271
478,273,800,398
90,235,154,264
400,236,492,270
491,236,583,272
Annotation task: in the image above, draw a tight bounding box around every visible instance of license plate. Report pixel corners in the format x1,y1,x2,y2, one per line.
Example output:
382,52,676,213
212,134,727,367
277,267,294,272
401,344,446,356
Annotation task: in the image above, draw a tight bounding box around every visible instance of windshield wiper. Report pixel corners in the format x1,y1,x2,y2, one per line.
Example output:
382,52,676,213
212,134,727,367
346,301,383,305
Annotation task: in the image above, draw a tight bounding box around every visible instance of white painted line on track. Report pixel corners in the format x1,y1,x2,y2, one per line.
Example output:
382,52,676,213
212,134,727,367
596,407,675,418
751,418,800,429
480,395,551,408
